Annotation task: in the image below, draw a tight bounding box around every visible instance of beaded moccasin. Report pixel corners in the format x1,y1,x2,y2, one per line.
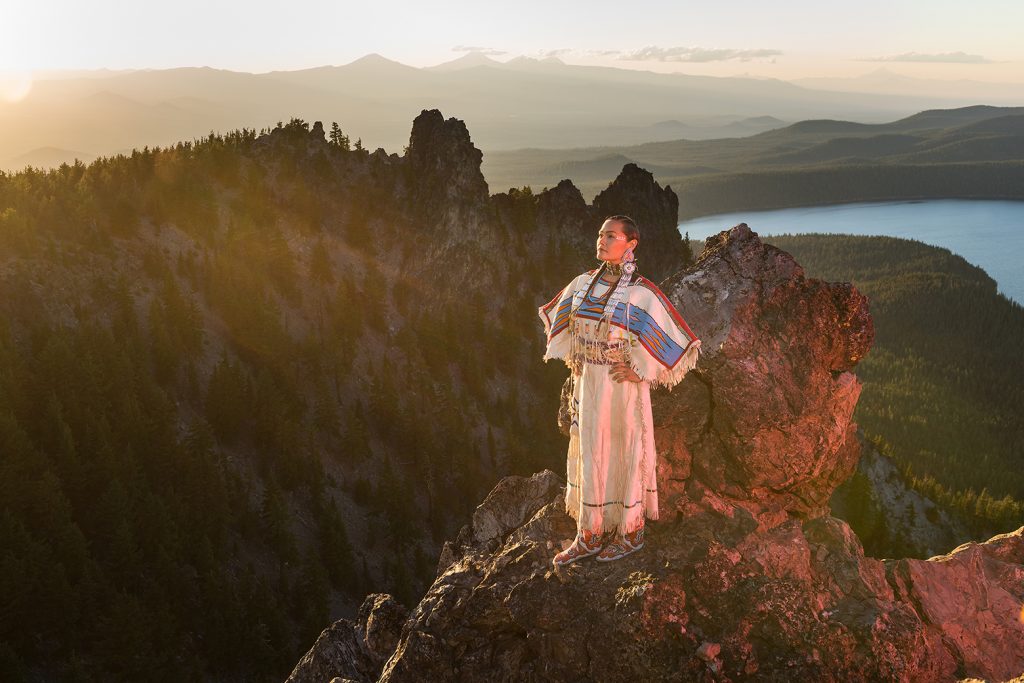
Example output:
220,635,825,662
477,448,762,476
595,526,645,562
553,529,609,567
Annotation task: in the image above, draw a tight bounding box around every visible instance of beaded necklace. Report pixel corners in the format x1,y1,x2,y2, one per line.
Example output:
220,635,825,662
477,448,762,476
567,261,636,374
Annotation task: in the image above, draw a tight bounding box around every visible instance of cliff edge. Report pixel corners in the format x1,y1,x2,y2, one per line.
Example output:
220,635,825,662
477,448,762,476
288,224,1024,682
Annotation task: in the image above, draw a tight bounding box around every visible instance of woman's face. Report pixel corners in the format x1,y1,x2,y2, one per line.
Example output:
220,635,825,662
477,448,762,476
596,219,637,264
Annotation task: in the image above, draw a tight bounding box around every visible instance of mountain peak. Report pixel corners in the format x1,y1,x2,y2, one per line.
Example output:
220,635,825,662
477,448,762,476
343,53,414,70
427,52,504,71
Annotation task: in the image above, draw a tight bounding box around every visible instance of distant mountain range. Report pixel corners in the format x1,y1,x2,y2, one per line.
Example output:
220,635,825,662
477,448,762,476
3,53,1021,171
794,67,1024,102
482,105,1024,201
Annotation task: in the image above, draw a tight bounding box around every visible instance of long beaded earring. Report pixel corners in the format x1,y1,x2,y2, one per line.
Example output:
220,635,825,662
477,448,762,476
622,245,636,277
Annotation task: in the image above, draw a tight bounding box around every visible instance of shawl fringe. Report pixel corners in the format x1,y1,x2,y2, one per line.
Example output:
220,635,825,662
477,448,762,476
633,339,702,391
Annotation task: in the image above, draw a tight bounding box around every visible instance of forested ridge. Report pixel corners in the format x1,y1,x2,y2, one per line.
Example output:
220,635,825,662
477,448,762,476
762,234,1024,552
0,117,587,681
672,161,1024,219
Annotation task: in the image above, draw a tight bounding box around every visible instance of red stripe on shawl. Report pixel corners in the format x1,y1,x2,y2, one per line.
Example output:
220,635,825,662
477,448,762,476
637,276,700,342
541,290,562,314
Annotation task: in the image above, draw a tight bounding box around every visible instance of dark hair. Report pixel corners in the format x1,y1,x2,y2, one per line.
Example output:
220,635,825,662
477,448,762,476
606,214,640,243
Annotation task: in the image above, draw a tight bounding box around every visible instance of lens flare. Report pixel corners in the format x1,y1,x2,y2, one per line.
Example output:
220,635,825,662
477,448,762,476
0,71,33,103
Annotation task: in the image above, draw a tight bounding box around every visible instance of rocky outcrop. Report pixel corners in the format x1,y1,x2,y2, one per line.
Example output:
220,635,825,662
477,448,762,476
887,530,1024,679
535,178,592,254
404,109,490,219
537,179,589,227
592,162,690,281
290,222,1024,681
492,163,696,286
286,594,409,683
659,223,874,525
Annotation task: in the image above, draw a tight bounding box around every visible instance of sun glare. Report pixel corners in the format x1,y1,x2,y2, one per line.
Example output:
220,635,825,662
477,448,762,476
0,71,34,103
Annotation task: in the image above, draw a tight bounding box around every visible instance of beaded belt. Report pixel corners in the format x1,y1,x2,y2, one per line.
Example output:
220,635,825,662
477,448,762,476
569,338,630,367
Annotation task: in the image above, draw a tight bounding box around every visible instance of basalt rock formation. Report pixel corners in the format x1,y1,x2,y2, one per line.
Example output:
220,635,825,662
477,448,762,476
592,162,690,282
405,108,697,310
289,221,1024,681
405,109,490,216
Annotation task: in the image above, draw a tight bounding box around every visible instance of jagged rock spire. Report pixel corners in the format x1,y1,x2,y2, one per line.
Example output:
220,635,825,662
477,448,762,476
592,163,689,282
404,109,490,221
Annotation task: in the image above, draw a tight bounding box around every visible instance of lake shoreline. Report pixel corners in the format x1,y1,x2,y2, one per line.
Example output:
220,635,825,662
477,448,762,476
678,198,1024,306
677,194,1024,223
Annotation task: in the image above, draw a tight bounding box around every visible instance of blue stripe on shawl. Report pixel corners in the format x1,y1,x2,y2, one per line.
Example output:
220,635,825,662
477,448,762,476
573,301,685,368
549,296,574,337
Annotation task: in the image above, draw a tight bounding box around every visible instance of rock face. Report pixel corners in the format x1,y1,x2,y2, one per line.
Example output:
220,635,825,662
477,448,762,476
661,224,874,526
405,108,490,218
290,224,1024,682
492,164,694,285
286,594,409,683
592,163,689,282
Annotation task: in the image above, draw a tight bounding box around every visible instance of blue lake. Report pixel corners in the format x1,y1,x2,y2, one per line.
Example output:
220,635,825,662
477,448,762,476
678,199,1024,306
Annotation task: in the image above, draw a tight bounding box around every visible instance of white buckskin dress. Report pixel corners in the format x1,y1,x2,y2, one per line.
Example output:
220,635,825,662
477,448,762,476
539,265,701,536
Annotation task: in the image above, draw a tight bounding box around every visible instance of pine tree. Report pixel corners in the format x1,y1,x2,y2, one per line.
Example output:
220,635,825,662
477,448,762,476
328,122,351,151
260,477,297,564
319,499,355,590
206,354,251,443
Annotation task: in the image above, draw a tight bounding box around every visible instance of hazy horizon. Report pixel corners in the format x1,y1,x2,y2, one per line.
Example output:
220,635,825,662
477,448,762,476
3,0,1024,83
3,0,1024,173
4,51,1024,105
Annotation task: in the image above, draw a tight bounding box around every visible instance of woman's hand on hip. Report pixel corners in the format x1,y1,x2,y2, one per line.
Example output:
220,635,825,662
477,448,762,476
611,362,641,383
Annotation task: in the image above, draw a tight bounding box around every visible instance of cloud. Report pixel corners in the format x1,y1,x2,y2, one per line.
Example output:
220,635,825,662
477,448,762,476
452,45,507,56
614,46,783,63
864,51,991,64
529,46,781,63
535,48,574,58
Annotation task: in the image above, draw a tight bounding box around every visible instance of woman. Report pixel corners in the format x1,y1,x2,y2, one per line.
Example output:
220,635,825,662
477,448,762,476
539,215,701,565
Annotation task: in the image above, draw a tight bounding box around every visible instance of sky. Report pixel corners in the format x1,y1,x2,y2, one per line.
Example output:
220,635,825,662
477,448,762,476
2,0,1023,83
